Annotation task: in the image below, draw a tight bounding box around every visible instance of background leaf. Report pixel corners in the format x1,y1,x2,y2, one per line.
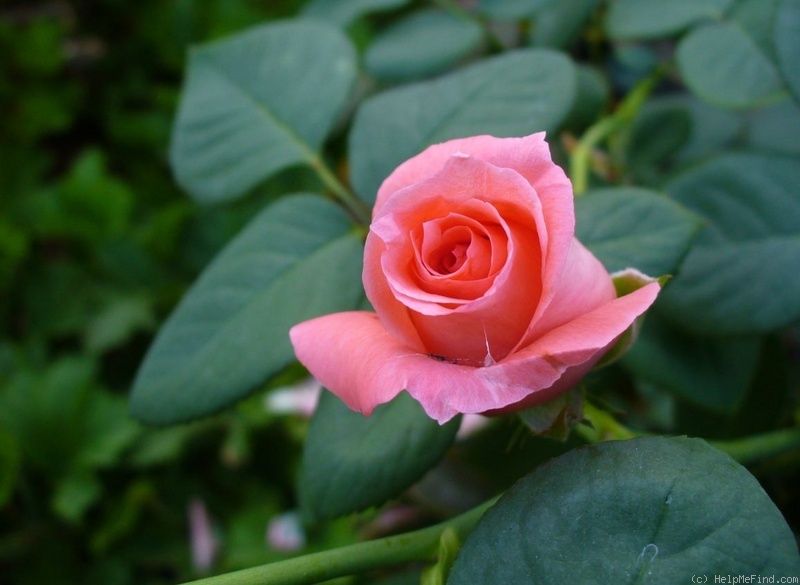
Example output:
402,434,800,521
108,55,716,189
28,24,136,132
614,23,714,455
528,0,600,49
449,437,800,584
130,195,364,424
575,187,701,276
301,0,410,27
299,391,460,523
659,152,800,334
349,49,576,203
676,22,785,109
169,21,357,204
364,9,483,81
622,317,762,413
745,98,800,156
476,0,556,21
625,103,692,185
564,65,609,132
605,0,733,40
774,0,800,103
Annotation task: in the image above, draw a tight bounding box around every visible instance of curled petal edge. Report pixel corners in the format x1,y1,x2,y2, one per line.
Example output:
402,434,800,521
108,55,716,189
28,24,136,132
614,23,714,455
289,281,661,424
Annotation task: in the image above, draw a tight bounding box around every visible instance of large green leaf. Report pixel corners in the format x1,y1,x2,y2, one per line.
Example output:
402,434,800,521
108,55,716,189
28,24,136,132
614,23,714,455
605,0,733,40
449,437,800,584
775,0,800,103
349,49,576,203
299,391,460,523
623,317,761,413
364,9,483,81
575,187,701,277
130,195,364,424
301,0,409,27
676,22,785,109
659,153,800,334
169,22,357,204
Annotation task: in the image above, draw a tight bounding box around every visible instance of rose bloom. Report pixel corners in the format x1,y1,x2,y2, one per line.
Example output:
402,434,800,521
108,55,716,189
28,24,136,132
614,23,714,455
290,133,660,423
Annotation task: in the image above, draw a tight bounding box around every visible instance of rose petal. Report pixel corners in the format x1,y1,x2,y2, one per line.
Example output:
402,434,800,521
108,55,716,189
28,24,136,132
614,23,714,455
289,281,660,423
519,238,617,348
289,312,411,414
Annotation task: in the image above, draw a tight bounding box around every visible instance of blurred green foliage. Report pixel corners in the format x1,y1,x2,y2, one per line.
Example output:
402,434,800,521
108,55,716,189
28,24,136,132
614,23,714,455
0,1,341,584
2,0,799,583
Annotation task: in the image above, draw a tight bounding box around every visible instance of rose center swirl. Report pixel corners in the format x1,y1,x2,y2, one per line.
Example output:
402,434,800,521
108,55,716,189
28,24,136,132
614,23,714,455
409,212,507,301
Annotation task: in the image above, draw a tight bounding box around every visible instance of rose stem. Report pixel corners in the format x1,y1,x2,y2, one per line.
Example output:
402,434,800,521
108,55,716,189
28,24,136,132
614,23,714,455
578,401,800,466
569,62,670,196
180,496,500,585
307,154,372,227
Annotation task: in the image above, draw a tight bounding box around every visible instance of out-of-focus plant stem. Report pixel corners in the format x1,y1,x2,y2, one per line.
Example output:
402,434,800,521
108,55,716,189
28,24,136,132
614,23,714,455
579,401,800,466
181,496,499,585
710,428,800,466
308,154,372,226
570,64,670,196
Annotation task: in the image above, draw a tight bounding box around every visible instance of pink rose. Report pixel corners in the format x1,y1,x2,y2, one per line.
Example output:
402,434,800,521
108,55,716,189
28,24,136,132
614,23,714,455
290,133,660,423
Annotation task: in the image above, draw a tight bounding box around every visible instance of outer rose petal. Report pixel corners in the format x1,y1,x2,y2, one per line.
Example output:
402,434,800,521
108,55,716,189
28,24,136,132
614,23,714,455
518,238,617,348
289,281,660,423
289,312,411,414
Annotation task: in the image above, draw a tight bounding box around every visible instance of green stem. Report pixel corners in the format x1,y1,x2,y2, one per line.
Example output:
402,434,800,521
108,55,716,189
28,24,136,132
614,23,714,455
308,155,372,227
577,401,638,443
578,402,800,466
710,428,800,466
569,64,669,196
181,497,499,585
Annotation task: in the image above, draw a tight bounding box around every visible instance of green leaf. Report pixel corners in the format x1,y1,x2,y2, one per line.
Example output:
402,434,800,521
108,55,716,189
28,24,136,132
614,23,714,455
745,98,800,156
564,65,609,132
130,195,364,425
299,391,460,523
606,0,733,40
528,0,600,49
666,96,742,164
0,427,20,507
84,295,155,354
0,357,139,476
676,22,785,109
52,471,102,524
731,0,779,60
169,22,357,204
517,387,582,441
626,103,692,184
29,149,134,245
449,437,800,584
774,0,800,103
364,9,483,81
476,0,557,20
623,317,761,413
350,49,576,203
575,187,702,276
301,0,409,27
660,153,800,334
